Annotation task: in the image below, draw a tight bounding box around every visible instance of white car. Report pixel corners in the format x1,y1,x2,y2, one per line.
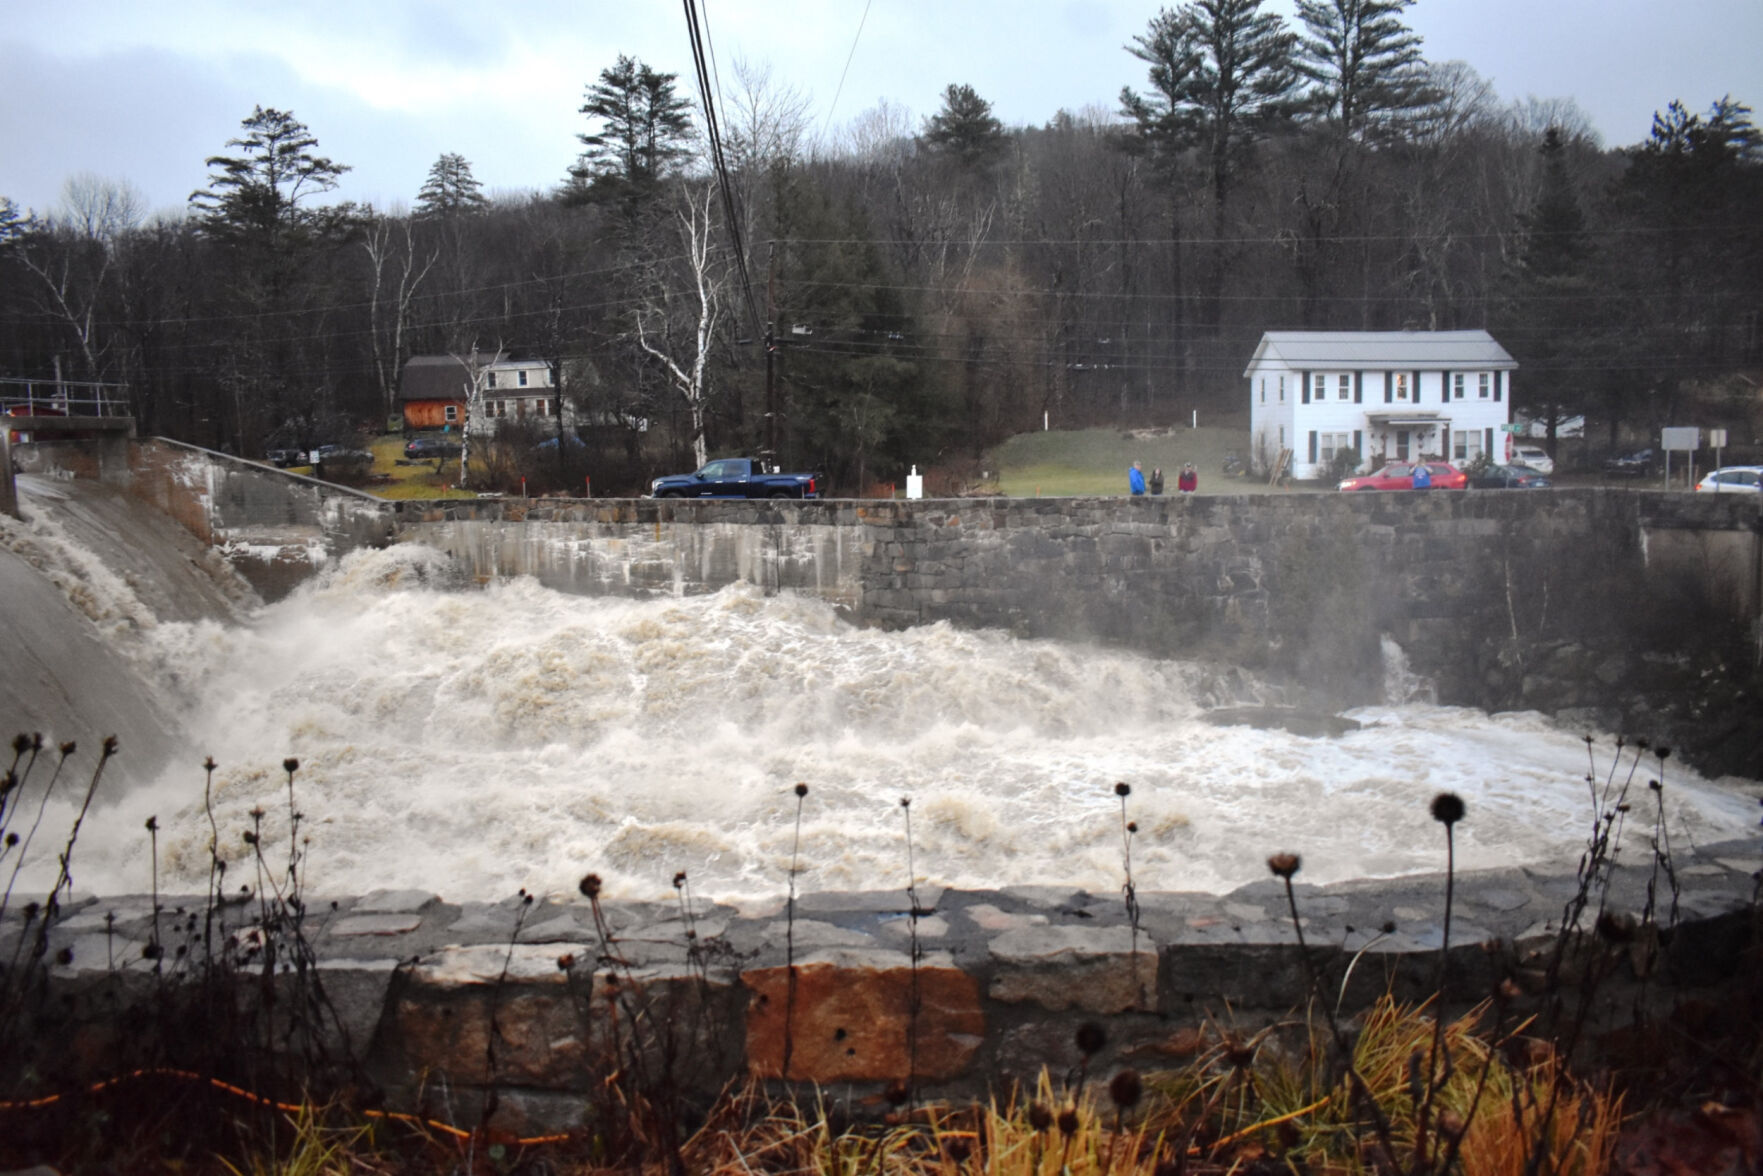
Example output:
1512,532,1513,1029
1510,444,1555,475
1695,465,1761,493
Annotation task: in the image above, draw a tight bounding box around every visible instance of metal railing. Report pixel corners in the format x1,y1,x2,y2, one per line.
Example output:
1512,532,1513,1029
0,377,132,418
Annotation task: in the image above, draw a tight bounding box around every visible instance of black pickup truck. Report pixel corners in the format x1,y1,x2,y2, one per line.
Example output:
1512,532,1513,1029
649,457,822,499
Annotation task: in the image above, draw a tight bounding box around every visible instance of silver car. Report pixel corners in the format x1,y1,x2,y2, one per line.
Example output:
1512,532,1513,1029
1694,465,1761,493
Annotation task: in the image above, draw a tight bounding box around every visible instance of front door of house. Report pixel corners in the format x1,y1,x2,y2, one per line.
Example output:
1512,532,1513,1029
1396,430,1410,461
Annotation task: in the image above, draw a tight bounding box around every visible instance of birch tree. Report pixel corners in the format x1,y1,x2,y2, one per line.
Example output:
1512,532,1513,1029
448,342,504,488
634,185,724,468
362,215,437,423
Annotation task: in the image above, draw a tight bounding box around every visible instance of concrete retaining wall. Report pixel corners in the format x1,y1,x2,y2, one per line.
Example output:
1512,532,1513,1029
122,439,396,600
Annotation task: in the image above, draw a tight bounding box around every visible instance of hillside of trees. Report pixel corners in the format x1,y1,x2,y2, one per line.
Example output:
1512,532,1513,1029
2,0,1760,494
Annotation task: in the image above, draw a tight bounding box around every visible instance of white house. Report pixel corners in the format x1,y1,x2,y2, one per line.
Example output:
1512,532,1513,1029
1244,330,1516,479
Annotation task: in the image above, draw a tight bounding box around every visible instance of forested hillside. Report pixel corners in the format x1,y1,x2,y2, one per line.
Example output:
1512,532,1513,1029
2,1,1759,494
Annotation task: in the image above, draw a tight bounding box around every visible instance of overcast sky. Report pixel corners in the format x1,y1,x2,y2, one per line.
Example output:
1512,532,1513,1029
4,0,1760,220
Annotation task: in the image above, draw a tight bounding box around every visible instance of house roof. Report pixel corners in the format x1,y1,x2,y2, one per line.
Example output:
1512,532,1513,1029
1243,330,1517,377
398,353,554,402
398,355,472,403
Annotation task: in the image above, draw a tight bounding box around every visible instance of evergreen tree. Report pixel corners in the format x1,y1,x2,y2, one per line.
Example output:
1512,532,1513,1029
0,197,26,246
1122,0,1299,207
921,84,1006,165
1294,0,1430,141
1501,126,1597,450
1518,128,1588,280
1123,0,1298,360
566,55,695,204
1604,96,1763,427
415,153,489,217
189,106,350,249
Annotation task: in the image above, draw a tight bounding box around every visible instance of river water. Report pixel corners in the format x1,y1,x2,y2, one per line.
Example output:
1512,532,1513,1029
6,482,1758,906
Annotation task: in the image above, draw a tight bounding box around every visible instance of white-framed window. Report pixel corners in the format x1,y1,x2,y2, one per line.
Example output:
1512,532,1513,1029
1478,373,1490,399
1339,374,1351,401
518,370,529,387
1319,431,1352,462
444,404,458,422
494,400,506,418
1278,376,1285,402
1259,377,1265,403
1312,373,1329,399
487,372,497,389
1453,431,1483,462
1452,373,1466,399
1394,373,1409,401
1278,426,1285,449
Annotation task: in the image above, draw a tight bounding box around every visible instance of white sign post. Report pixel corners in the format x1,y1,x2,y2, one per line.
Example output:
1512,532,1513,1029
1709,428,1728,483
1660,426,1700,490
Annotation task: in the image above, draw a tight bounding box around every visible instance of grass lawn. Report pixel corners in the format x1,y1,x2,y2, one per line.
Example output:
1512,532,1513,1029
987,425,1301,496
364,434,478,500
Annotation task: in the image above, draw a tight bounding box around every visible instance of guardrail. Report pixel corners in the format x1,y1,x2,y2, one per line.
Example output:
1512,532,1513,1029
0,376,132,418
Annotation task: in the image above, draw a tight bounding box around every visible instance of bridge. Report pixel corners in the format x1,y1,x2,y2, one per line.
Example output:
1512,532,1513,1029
0,378,135,519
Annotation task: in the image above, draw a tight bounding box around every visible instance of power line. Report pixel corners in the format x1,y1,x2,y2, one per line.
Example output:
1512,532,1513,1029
821,0,874,142
682,0,764,342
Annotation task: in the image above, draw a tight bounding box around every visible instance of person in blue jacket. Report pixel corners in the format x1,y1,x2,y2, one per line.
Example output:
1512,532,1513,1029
1411,461,1432,490
1128,461,1147,495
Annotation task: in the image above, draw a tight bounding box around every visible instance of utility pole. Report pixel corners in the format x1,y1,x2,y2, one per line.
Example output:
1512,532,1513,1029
763,241,777,467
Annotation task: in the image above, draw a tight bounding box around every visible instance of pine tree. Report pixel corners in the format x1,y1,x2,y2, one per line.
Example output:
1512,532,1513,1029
1294,0,1430,141
921,84,1006,165
1123,1,1298,207
1519,128,1588,281
1122,1,1298,348
415,153,489,218
0,196,27,246
188,106,350,249
566,55,695,204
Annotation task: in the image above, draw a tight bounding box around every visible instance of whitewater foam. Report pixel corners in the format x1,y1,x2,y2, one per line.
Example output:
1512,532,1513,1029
8,539,1758,907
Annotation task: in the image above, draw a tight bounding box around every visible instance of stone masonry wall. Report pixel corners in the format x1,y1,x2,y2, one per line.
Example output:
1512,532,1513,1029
18,839,1760,1135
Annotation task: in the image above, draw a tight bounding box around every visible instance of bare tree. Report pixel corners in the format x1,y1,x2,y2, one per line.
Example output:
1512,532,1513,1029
57,173,146,241
448,342,505,488
362,215,437,424
635,185,725,468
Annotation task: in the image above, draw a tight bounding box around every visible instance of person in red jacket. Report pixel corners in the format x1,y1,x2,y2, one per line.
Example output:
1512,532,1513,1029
1177,463,1198,493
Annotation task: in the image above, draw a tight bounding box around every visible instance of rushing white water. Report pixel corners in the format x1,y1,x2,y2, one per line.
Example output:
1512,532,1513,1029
8,502,1759,907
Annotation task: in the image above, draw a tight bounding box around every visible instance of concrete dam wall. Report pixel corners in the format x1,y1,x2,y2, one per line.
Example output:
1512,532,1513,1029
393,490,1761,754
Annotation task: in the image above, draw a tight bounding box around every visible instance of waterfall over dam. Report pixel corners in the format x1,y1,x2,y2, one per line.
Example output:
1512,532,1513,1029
2,466,1757,906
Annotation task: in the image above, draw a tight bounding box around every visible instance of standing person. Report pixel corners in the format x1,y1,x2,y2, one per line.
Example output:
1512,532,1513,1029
1177,463,1198,493
1411,461,1431,491
1149,467,1165,495
1128,461,1147,496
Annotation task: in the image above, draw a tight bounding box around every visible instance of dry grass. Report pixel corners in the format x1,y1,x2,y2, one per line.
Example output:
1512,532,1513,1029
159,999,1621,1175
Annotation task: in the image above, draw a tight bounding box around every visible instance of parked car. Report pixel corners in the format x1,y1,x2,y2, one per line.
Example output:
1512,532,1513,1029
264,448,305,468
1603,448,1655,477
1338,461,1468,492
1509,444,1555,475
404,436,462,460
1695,465,1762,494
1467,462,1553,489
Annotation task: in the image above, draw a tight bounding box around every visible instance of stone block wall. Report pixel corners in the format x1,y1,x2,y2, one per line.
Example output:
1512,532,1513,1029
15,841,1759,1135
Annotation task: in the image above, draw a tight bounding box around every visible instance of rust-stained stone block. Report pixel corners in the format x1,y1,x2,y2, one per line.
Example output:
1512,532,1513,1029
743,961,984,1082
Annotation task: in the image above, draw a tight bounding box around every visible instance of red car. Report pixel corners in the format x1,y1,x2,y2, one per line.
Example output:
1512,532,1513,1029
1338,461,1467,491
